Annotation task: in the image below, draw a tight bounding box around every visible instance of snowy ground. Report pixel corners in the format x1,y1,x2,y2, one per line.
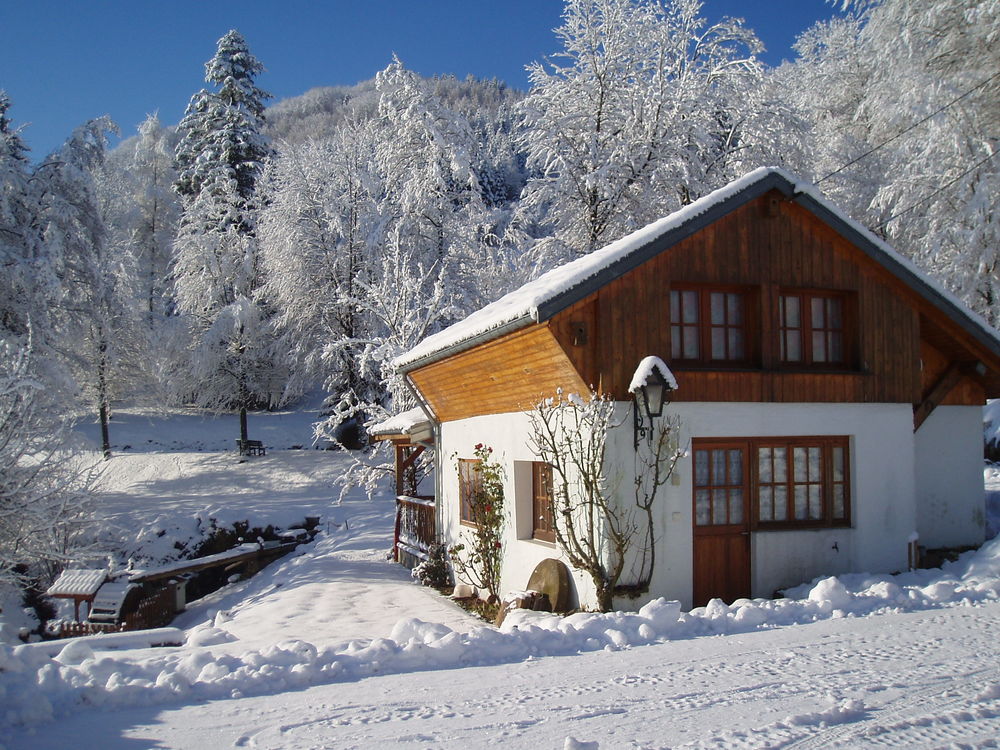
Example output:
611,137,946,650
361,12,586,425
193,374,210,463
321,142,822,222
13,602,1000,750
2,405,1000,749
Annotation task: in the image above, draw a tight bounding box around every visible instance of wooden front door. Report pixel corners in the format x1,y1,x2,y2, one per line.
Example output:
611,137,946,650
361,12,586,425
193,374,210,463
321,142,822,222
692,441,751,607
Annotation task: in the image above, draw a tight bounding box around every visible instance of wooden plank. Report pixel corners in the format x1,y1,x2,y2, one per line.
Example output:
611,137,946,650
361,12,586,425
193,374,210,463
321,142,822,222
409,324,588,423
464,189,998,408
913,362,970,431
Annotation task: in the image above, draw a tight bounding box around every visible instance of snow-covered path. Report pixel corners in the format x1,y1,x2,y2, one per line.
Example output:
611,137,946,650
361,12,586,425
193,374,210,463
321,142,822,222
12,601,1000,749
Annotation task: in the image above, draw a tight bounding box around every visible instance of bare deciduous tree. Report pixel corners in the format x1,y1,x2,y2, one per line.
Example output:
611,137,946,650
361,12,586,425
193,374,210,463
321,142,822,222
529,390,681,612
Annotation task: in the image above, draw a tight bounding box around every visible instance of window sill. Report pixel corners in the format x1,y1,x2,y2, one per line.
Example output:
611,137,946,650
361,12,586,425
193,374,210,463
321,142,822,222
672,365,866,375
517,535,557,547
754,523,852,532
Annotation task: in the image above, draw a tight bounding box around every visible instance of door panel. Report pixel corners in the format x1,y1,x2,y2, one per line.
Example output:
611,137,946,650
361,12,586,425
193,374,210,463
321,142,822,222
692,441,751,607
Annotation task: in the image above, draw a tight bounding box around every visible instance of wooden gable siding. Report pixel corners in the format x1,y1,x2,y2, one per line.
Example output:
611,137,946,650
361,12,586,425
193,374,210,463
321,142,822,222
408,324,588,423
550,191,927,404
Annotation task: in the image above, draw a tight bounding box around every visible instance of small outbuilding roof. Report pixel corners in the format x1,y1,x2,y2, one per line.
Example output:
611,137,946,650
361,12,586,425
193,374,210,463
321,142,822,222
88,581,138,623
368,406,432,440
393,167,1000,374
46,569,107,599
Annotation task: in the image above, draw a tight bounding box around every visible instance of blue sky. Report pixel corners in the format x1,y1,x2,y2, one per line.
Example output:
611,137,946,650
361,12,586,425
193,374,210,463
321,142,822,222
1,1,842,159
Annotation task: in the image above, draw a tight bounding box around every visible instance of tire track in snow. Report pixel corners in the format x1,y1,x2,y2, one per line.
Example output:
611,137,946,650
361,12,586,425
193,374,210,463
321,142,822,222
784,667,1000,750
695,664,1000,750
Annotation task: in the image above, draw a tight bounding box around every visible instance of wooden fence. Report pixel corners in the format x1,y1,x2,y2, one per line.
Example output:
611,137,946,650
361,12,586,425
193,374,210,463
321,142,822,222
123,584,178,631
394,495,435,564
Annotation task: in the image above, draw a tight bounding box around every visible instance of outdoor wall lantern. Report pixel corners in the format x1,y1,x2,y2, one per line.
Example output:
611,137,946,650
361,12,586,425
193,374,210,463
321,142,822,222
630,356,676,450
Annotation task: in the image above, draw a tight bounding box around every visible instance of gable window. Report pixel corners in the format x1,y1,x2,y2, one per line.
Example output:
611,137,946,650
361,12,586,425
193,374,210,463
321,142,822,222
670,287,750,364
693,437,850,529
531,461,556,542
779,291,849,366
458,458,481,526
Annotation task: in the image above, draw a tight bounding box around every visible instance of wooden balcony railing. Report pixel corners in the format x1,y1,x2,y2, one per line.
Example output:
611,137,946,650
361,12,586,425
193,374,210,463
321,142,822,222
394,495,435,563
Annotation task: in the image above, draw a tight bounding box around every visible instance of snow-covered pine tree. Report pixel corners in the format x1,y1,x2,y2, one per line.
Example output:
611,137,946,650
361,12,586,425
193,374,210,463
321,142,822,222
172,30,280,441
0,93,54,344
519,0,763,264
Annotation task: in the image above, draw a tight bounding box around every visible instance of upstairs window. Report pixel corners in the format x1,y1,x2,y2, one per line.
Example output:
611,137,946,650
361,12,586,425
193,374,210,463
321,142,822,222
779,291,848,366
670,287,749,365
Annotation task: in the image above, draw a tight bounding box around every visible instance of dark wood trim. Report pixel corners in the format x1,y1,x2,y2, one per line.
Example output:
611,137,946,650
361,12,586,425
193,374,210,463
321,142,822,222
913,361,966,431
398,445,425,473
695,435,852,530
531,461,556,543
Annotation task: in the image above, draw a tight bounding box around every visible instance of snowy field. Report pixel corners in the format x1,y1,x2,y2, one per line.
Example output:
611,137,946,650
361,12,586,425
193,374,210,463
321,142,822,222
2,405,1000,749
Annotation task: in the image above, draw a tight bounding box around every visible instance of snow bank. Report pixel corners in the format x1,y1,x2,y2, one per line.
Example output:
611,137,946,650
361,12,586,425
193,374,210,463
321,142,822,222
17,628,185,658
4,535,1000,730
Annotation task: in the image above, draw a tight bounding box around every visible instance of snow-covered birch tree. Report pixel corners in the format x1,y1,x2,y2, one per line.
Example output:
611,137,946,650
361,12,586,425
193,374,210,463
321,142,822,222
519,0,763,264
108,114,180,325
259,123,381,409
39,117,148,459
779,0,1000,324
0,335,94,587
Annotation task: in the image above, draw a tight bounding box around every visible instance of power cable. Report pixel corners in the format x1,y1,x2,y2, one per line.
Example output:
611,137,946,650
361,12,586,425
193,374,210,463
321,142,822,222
816,70,1000,185
874,150,998,229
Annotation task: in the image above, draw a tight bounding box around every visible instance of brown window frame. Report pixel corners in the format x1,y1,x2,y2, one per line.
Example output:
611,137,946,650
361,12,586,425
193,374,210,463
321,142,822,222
753,437,851,528
693,437,851,531
458,458,482,527
778,289,854,369
531,461,556,542
669,285,755,367
693,441,749,529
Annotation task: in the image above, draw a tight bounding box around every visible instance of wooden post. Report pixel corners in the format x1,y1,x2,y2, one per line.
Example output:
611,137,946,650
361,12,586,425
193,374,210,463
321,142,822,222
393,497,402,562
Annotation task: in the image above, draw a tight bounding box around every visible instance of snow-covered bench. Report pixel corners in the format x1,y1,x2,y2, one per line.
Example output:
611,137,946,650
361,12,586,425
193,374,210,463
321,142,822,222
236,439,266,456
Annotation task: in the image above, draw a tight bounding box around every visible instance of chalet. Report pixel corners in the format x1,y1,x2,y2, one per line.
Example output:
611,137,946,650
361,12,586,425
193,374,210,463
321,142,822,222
388,167,1000,611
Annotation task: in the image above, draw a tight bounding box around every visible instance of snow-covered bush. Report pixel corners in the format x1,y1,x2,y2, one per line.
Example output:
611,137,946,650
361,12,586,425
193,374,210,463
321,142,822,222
411,543,451,589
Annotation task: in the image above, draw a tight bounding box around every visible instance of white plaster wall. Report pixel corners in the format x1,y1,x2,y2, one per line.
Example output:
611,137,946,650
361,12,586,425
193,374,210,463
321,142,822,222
439,402,930,612
438,413,599,610
604,402,918,610
913,405,986,549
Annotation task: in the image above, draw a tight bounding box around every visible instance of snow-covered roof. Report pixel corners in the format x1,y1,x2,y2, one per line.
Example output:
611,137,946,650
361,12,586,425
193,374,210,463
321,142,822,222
88,582,138,622
368,406,431,438
629,356,679,394
128,543,261,582
46,569,107,598
394,167,1000,373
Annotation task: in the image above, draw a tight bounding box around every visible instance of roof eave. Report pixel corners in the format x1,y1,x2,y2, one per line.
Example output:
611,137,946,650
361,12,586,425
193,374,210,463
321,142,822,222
534,172,793,322
789,190,1000,364
396,311,537,375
